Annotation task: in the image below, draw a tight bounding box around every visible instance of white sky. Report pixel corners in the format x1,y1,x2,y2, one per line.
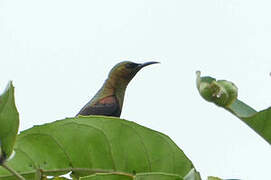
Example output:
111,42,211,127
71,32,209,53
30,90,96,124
1,0,271,179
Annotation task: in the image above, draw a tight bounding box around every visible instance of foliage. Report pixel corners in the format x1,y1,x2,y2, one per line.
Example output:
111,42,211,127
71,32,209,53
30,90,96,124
0,115,195,179
197,71,271,144
0,82,19,162
0,75,259,179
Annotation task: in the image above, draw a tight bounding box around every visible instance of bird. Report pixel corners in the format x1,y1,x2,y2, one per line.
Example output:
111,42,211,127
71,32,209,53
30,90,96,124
76,61,159,117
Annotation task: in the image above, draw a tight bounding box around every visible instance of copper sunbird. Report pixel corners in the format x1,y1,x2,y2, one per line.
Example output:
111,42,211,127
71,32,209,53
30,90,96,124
76,61,159,117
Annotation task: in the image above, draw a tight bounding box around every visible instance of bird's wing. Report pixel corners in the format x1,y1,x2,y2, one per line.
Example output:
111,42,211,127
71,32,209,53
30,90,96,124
76,95,121,117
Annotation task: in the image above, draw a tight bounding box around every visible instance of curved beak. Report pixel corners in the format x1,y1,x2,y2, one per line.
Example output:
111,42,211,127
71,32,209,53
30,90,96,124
139,61,160,69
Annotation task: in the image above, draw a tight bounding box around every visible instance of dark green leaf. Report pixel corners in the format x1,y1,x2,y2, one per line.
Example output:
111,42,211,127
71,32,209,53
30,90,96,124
242,107,271,144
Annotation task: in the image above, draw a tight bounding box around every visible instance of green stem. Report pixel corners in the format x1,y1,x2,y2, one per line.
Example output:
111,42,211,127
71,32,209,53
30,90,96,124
1,163,25,180
0,167,135,179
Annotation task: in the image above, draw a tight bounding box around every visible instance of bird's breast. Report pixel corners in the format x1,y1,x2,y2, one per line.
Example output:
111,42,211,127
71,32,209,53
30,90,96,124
97,96,118,104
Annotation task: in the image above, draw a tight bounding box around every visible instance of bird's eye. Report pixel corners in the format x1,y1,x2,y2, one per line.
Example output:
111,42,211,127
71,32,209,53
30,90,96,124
125,63,139,69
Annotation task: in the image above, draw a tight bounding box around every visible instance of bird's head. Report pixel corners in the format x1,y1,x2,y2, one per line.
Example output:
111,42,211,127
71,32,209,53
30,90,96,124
108,61,159,84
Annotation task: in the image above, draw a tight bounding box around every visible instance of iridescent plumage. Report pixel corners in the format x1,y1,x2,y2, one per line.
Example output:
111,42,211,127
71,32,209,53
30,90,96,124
76,61,159,117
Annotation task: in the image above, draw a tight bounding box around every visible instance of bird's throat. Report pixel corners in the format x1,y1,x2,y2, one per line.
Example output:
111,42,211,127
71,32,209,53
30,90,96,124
101,77,128,110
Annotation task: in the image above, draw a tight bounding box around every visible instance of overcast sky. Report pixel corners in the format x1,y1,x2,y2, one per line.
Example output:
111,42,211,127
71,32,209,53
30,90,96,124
1,0,271,179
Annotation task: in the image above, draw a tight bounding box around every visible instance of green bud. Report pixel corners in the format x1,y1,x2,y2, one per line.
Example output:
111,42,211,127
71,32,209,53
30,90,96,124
196,71,238,107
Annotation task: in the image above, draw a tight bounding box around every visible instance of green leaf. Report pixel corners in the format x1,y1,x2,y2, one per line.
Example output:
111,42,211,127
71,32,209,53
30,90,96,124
79,168,202,180
207,177,221,180
47,177,70,180
79,172,183,180
0,81,19,162
79,173,132,180
196,71,271,144
0,116,195,179
241,106,271,144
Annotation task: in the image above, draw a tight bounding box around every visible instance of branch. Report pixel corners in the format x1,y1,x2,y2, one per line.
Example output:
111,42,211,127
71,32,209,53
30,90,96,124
1,163,25,180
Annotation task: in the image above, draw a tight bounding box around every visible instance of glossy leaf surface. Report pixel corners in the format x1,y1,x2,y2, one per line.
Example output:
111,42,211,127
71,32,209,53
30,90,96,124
0,116,194,179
